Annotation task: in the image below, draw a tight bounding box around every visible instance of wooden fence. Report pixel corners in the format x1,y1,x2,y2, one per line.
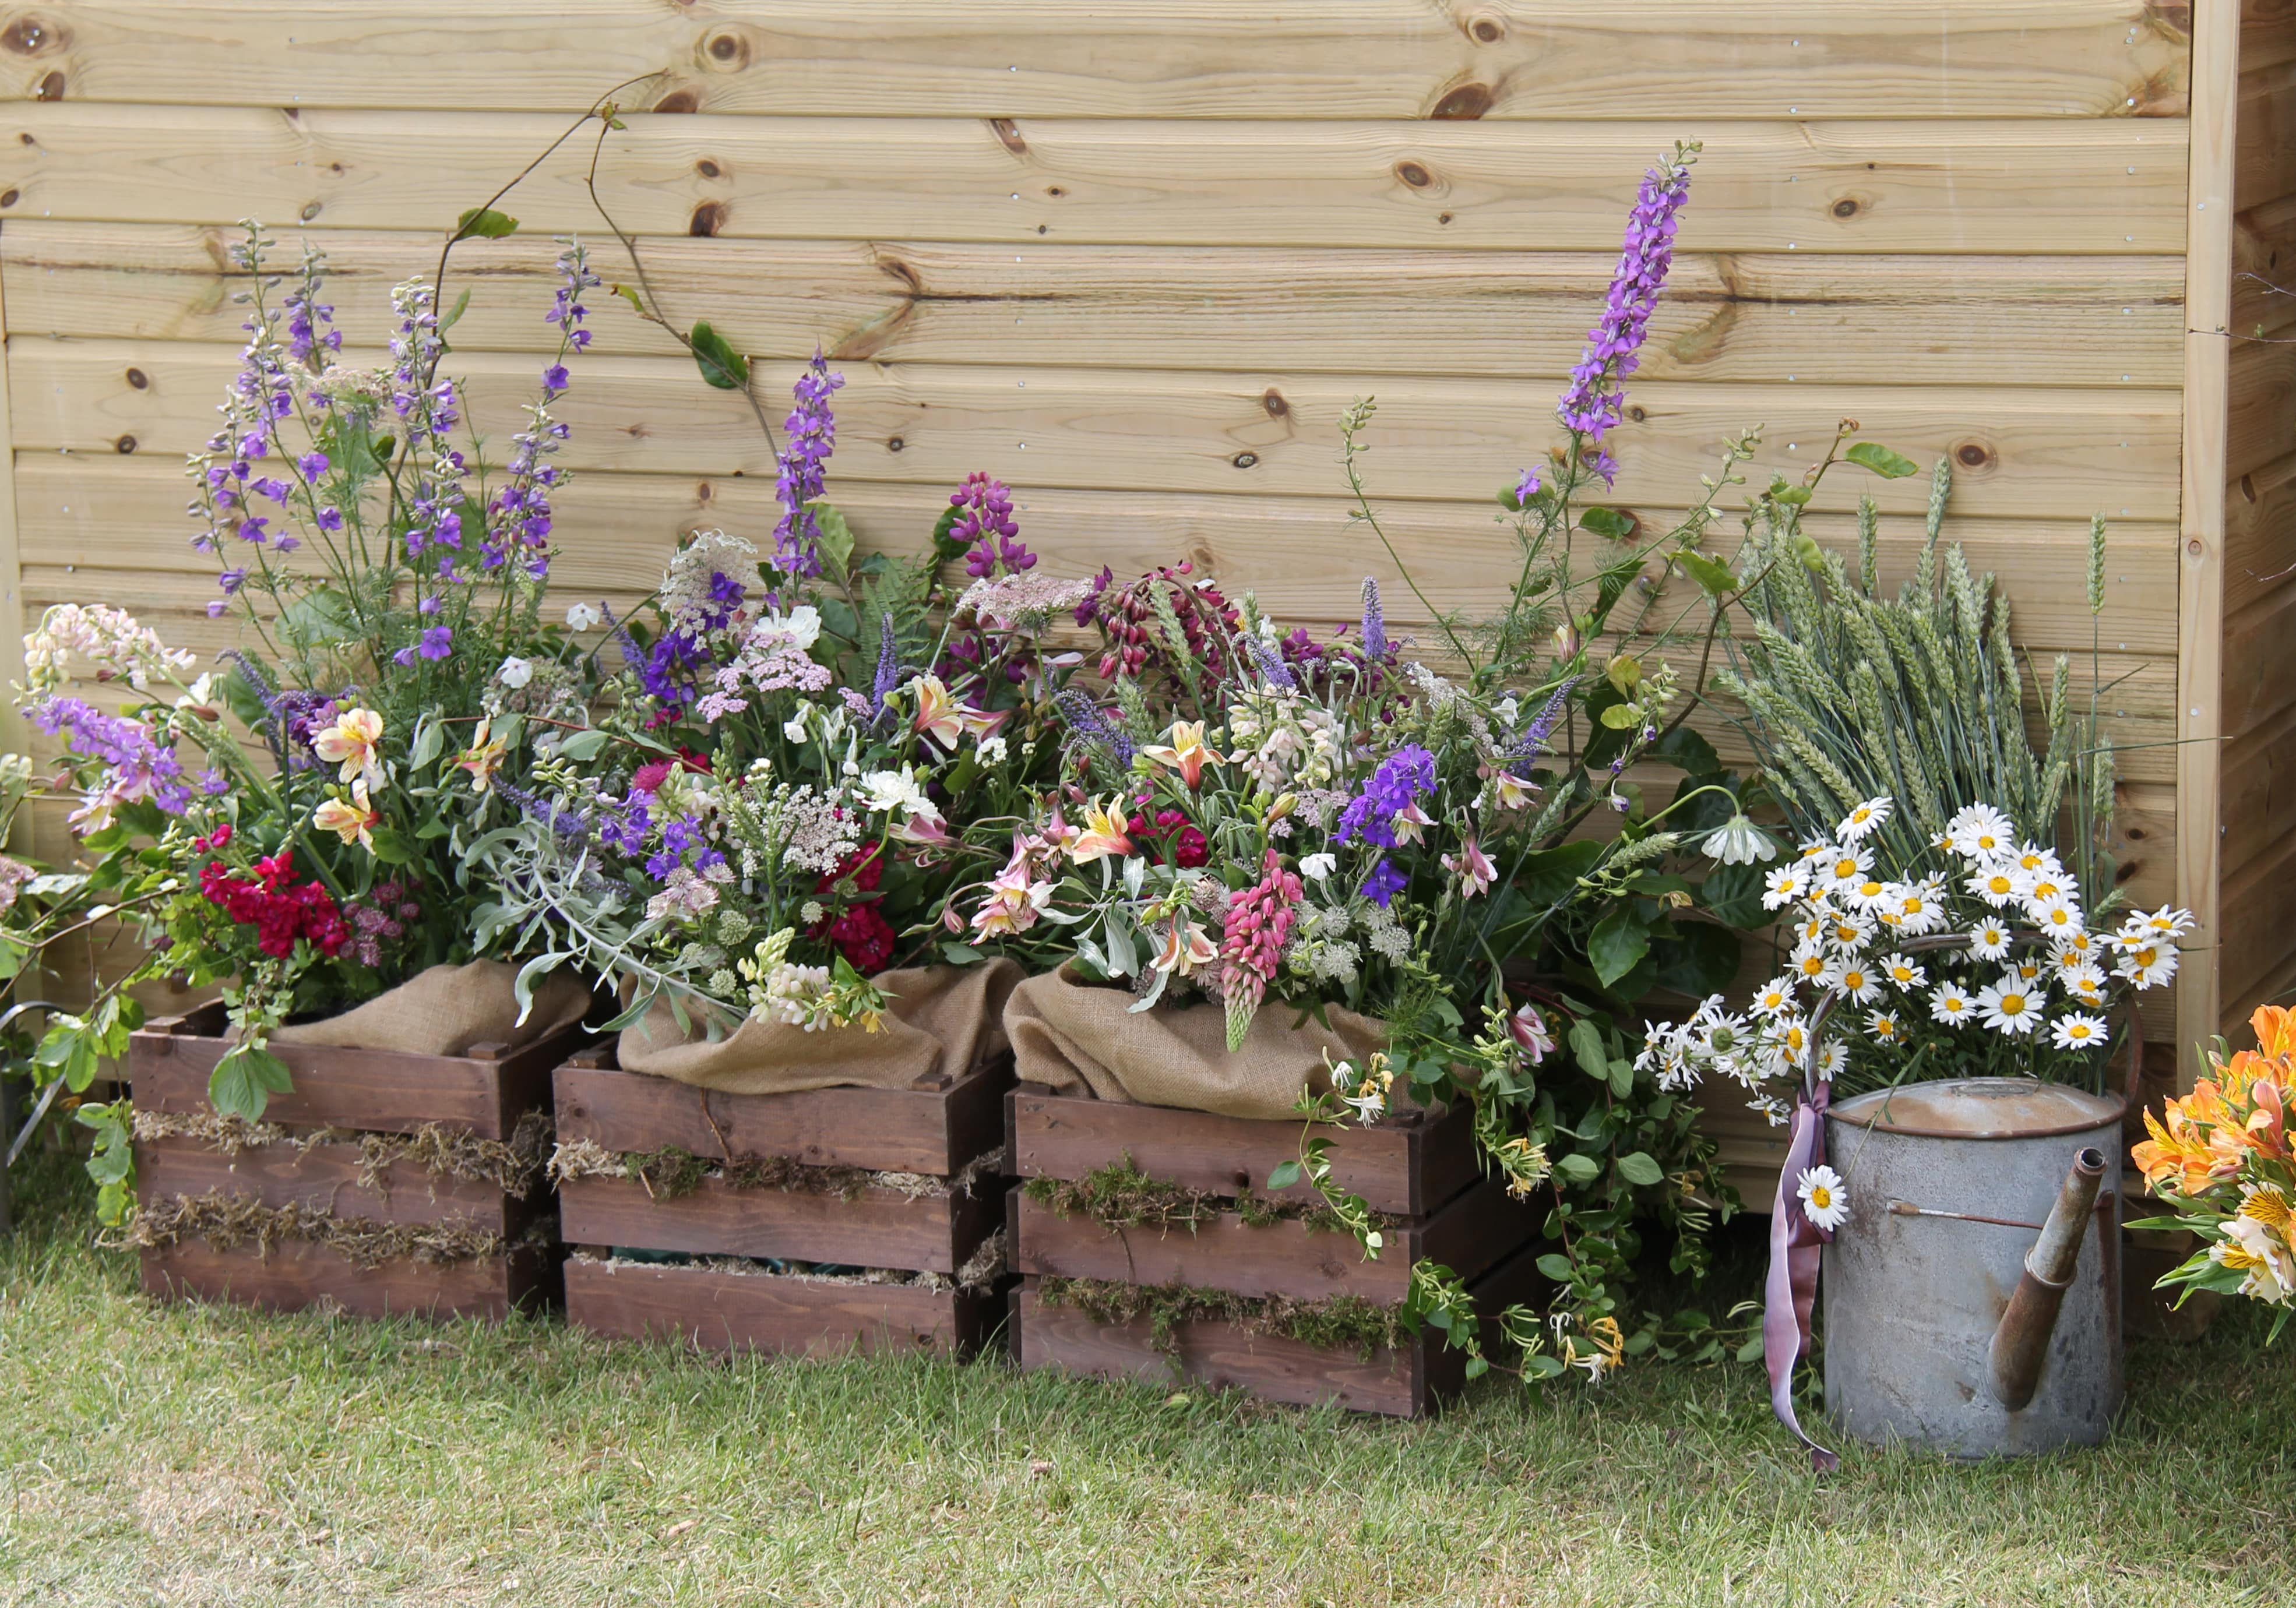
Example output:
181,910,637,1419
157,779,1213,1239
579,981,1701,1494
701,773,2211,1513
0,5,2290,1149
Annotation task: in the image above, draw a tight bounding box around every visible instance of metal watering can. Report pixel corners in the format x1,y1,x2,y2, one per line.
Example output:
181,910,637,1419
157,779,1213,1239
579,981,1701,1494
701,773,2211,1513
1820,1078,2122,1457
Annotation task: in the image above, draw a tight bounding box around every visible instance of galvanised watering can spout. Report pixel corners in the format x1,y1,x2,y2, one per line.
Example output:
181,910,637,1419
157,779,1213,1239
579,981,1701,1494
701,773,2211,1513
1984,1147,2108,1411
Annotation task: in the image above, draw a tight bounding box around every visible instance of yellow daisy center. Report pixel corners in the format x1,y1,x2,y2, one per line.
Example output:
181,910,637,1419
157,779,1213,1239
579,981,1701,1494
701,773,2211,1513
2065,1023,2095,1041
2000,993,2029,1015
1832,859,1858,881
1808,1184,1833,1209
1985,875,2013,897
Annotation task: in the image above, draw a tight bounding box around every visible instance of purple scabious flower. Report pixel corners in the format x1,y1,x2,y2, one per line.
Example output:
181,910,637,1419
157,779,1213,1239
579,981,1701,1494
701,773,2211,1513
1334,745,1436,848
1054,689,1136,768
1556,147,1695,449
773,350,844,577
1358,577,1389,661
1361,858,1409,909
949,472,1034,579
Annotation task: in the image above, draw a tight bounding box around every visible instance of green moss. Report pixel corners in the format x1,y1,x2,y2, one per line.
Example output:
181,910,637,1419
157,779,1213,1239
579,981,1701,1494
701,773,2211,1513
1025,1154,1384,1238
622,1147,713,1201
1038,1275,1407,1360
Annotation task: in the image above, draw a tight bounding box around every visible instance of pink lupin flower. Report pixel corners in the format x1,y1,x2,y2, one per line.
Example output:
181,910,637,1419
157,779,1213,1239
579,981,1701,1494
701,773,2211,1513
1218,849,1303,1050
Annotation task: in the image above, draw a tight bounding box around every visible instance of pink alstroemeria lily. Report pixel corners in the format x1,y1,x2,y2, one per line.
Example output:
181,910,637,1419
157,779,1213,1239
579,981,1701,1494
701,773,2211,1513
1492,770,1539,811
910,673,1003,753
312,779,380,851
1442,834,1495,898
1151,915,1219,979
453,718,508,794
1509,1002,1557,1066
1066,796,1135,864
971,834,1055,937
1389,801,1436,847
1140,721,1223,790
312,706,385,788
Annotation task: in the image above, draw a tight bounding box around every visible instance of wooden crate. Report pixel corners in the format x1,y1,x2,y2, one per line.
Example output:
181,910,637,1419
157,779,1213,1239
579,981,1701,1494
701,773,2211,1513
127,1003,584,1323
554,1045,1013,1358
1007,1081,1538,1416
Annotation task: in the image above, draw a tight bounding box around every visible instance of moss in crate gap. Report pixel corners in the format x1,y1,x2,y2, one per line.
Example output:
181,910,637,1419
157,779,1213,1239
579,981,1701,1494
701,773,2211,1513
124,1190,509,1267
1023,1153,1386,1237
131,1109,553,1197
548,1140,1000,1203
1037,1275,1407,1360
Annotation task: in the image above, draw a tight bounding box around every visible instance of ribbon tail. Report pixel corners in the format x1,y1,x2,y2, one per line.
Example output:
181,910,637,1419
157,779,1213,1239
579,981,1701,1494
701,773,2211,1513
1763,1098,1839,1473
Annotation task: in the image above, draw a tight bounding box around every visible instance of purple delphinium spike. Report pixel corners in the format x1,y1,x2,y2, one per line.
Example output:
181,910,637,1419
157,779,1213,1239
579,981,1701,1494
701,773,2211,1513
1359,577,1388,661
1556,146,1696,453
773,350,844,577
1334,745,1436,848
1055,689,1137,768
871,613,900,713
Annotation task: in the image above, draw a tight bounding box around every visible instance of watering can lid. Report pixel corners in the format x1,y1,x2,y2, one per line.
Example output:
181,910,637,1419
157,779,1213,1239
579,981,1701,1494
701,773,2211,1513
1828,1077,2122,1140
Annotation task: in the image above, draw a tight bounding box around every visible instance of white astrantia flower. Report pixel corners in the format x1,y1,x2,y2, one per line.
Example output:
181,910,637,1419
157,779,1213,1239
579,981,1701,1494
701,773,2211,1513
1700,813,1777,866
1798,1164,1850,1231
977,735,1008,764
496,656,534,689
1837,795,1893,842
857,765,932,819
751,604,824,651
1931,981,1976,1025
1301,851,1337,882
564,602,603,632
1978,981,2044,1036
2050,1013,2111,1052
1879,953,1926,991
1749,976,1799,1020
1762,866,1809,911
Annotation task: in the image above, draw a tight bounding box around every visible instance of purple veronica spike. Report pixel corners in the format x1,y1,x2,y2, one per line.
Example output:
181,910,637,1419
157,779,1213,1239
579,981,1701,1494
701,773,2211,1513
1055,689,1137,768
1557,147,1696,449
773,350,844,577
1512,677,1578,761
1248,633,1297,691
871,613,900,713
1359,577,1388,661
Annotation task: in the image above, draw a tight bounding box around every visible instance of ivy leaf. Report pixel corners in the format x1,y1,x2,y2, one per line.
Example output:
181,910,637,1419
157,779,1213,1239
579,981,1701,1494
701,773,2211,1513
1617,1151,1666,1187
688,320,749,390
1568,1016,1610,1084
1652,921,1742,997
1678,549,1739,595
1587,907,1651,988
453,206,519,240
1844,441,1920,479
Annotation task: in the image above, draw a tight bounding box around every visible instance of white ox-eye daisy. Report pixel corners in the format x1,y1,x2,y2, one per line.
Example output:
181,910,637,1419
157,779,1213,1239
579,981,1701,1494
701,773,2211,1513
1945,803,2016,862
1967,921,2014,962
1966,865,2022,908
2122,905,2196,942
1834,959,1883,1004
1837,796,1893,842
1879,953,1927,991
2117,939,2180,990
1978,980,2044,1036
1762,866,1811,911
1931,981,1977,1026
1790,941,1841,992
1797,1164,1850,1230
1749,976,1800,1020
2050,1013,2111,1052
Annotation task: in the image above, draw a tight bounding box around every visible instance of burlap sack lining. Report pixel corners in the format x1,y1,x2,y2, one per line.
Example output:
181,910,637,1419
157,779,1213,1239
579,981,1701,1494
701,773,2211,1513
1004,964,1387,1120
274,959,594,1057
614,960,1023,1095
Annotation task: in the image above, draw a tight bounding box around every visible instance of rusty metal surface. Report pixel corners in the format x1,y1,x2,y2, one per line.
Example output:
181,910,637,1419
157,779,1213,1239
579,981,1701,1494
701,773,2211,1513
1823,1080,2122,1458
1831,1077,2125,1141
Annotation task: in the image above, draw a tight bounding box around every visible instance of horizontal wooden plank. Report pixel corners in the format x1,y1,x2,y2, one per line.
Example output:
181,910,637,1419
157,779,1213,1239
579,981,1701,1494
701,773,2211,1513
11,456,2184,655
563,1255,995,1358
0,107,2192,253
0,2,2188,120
0,223,2191,387
2224,443,2296,618
2220,576,2296,740
2214,820,2296,1013
552,1059,1007,1177
9,341,2187,521
558,1173,996,1276
2220,701,2296,881
2237,58,2296,214
135,1135,524,1234
142,1238,551,1322
2228,331,2296,479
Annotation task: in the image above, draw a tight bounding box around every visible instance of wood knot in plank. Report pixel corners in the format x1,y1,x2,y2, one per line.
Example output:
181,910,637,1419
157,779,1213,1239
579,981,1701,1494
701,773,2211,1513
1428,82,1492,121
704,30,749,68
689,200,726,237
1,16,65,55
33,69,63,100
652,87,701,114
989,118,1028,157
1464,13,1505,43
1394,160,1434,189
1952,439,1995,471
1262,389,1288,419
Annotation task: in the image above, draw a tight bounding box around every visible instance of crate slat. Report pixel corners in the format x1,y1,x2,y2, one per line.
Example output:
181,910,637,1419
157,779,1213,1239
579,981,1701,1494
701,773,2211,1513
140,1239,555,1323
564,1256,1001,1358
1006,1082,1476,1218
134,1135,532,1236
559,1172,999,1275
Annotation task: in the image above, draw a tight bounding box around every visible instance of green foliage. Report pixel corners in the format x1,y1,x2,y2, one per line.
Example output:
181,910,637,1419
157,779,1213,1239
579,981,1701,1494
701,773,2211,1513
686,320,749,390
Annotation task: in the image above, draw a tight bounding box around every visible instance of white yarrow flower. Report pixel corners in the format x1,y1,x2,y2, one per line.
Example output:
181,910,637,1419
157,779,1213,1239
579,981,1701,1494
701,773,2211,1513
1797,1164,1850,1231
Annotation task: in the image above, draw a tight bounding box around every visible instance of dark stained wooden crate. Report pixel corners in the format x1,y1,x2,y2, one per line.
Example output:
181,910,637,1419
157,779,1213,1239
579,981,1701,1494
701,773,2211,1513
564,1255,1003,1359
142,1238,558,1324
1010,1173,1534,1306
1007,1082,1478,1218
131,1002,585,1142
127,1005,584,1324
554,1045,1015,1359
1015,1246,1541,1419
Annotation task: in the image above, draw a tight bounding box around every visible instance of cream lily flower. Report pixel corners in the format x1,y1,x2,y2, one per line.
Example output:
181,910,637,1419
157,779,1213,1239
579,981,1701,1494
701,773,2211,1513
907,674,967,752
1066,796,1135,864
1140,720,1223,789
312,780,380,851
311,706,385,788
1151,915,1219,978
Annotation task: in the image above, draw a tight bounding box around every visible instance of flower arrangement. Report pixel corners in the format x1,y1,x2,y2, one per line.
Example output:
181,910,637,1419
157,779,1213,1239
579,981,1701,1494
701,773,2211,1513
2131,1007,2295,1328
10,224,604,1177
1643,792,2185,1123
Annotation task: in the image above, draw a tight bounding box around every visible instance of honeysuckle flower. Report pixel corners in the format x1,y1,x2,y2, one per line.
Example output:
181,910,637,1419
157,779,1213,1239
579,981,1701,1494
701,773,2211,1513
1700,813,1777,865
453,718,508,793
1837,796,1892,842
311,706,385,788
1442,835,1496,898
1797,1164,1849,1231
1150,914,1219,978
1066,796,1135,864
312,780,379,850
1140,720,1223,789
496,656,534,690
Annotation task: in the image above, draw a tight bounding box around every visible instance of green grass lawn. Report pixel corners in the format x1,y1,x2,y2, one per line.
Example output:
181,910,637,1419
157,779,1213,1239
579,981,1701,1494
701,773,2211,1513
1,1144,2288,1608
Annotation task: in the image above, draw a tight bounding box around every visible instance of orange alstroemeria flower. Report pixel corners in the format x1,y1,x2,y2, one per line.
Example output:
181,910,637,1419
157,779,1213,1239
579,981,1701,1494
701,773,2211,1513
2250,1004,2296,1061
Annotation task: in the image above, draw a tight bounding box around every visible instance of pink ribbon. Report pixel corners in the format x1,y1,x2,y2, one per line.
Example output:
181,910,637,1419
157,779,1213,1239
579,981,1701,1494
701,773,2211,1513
1763,1084,1839,1472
